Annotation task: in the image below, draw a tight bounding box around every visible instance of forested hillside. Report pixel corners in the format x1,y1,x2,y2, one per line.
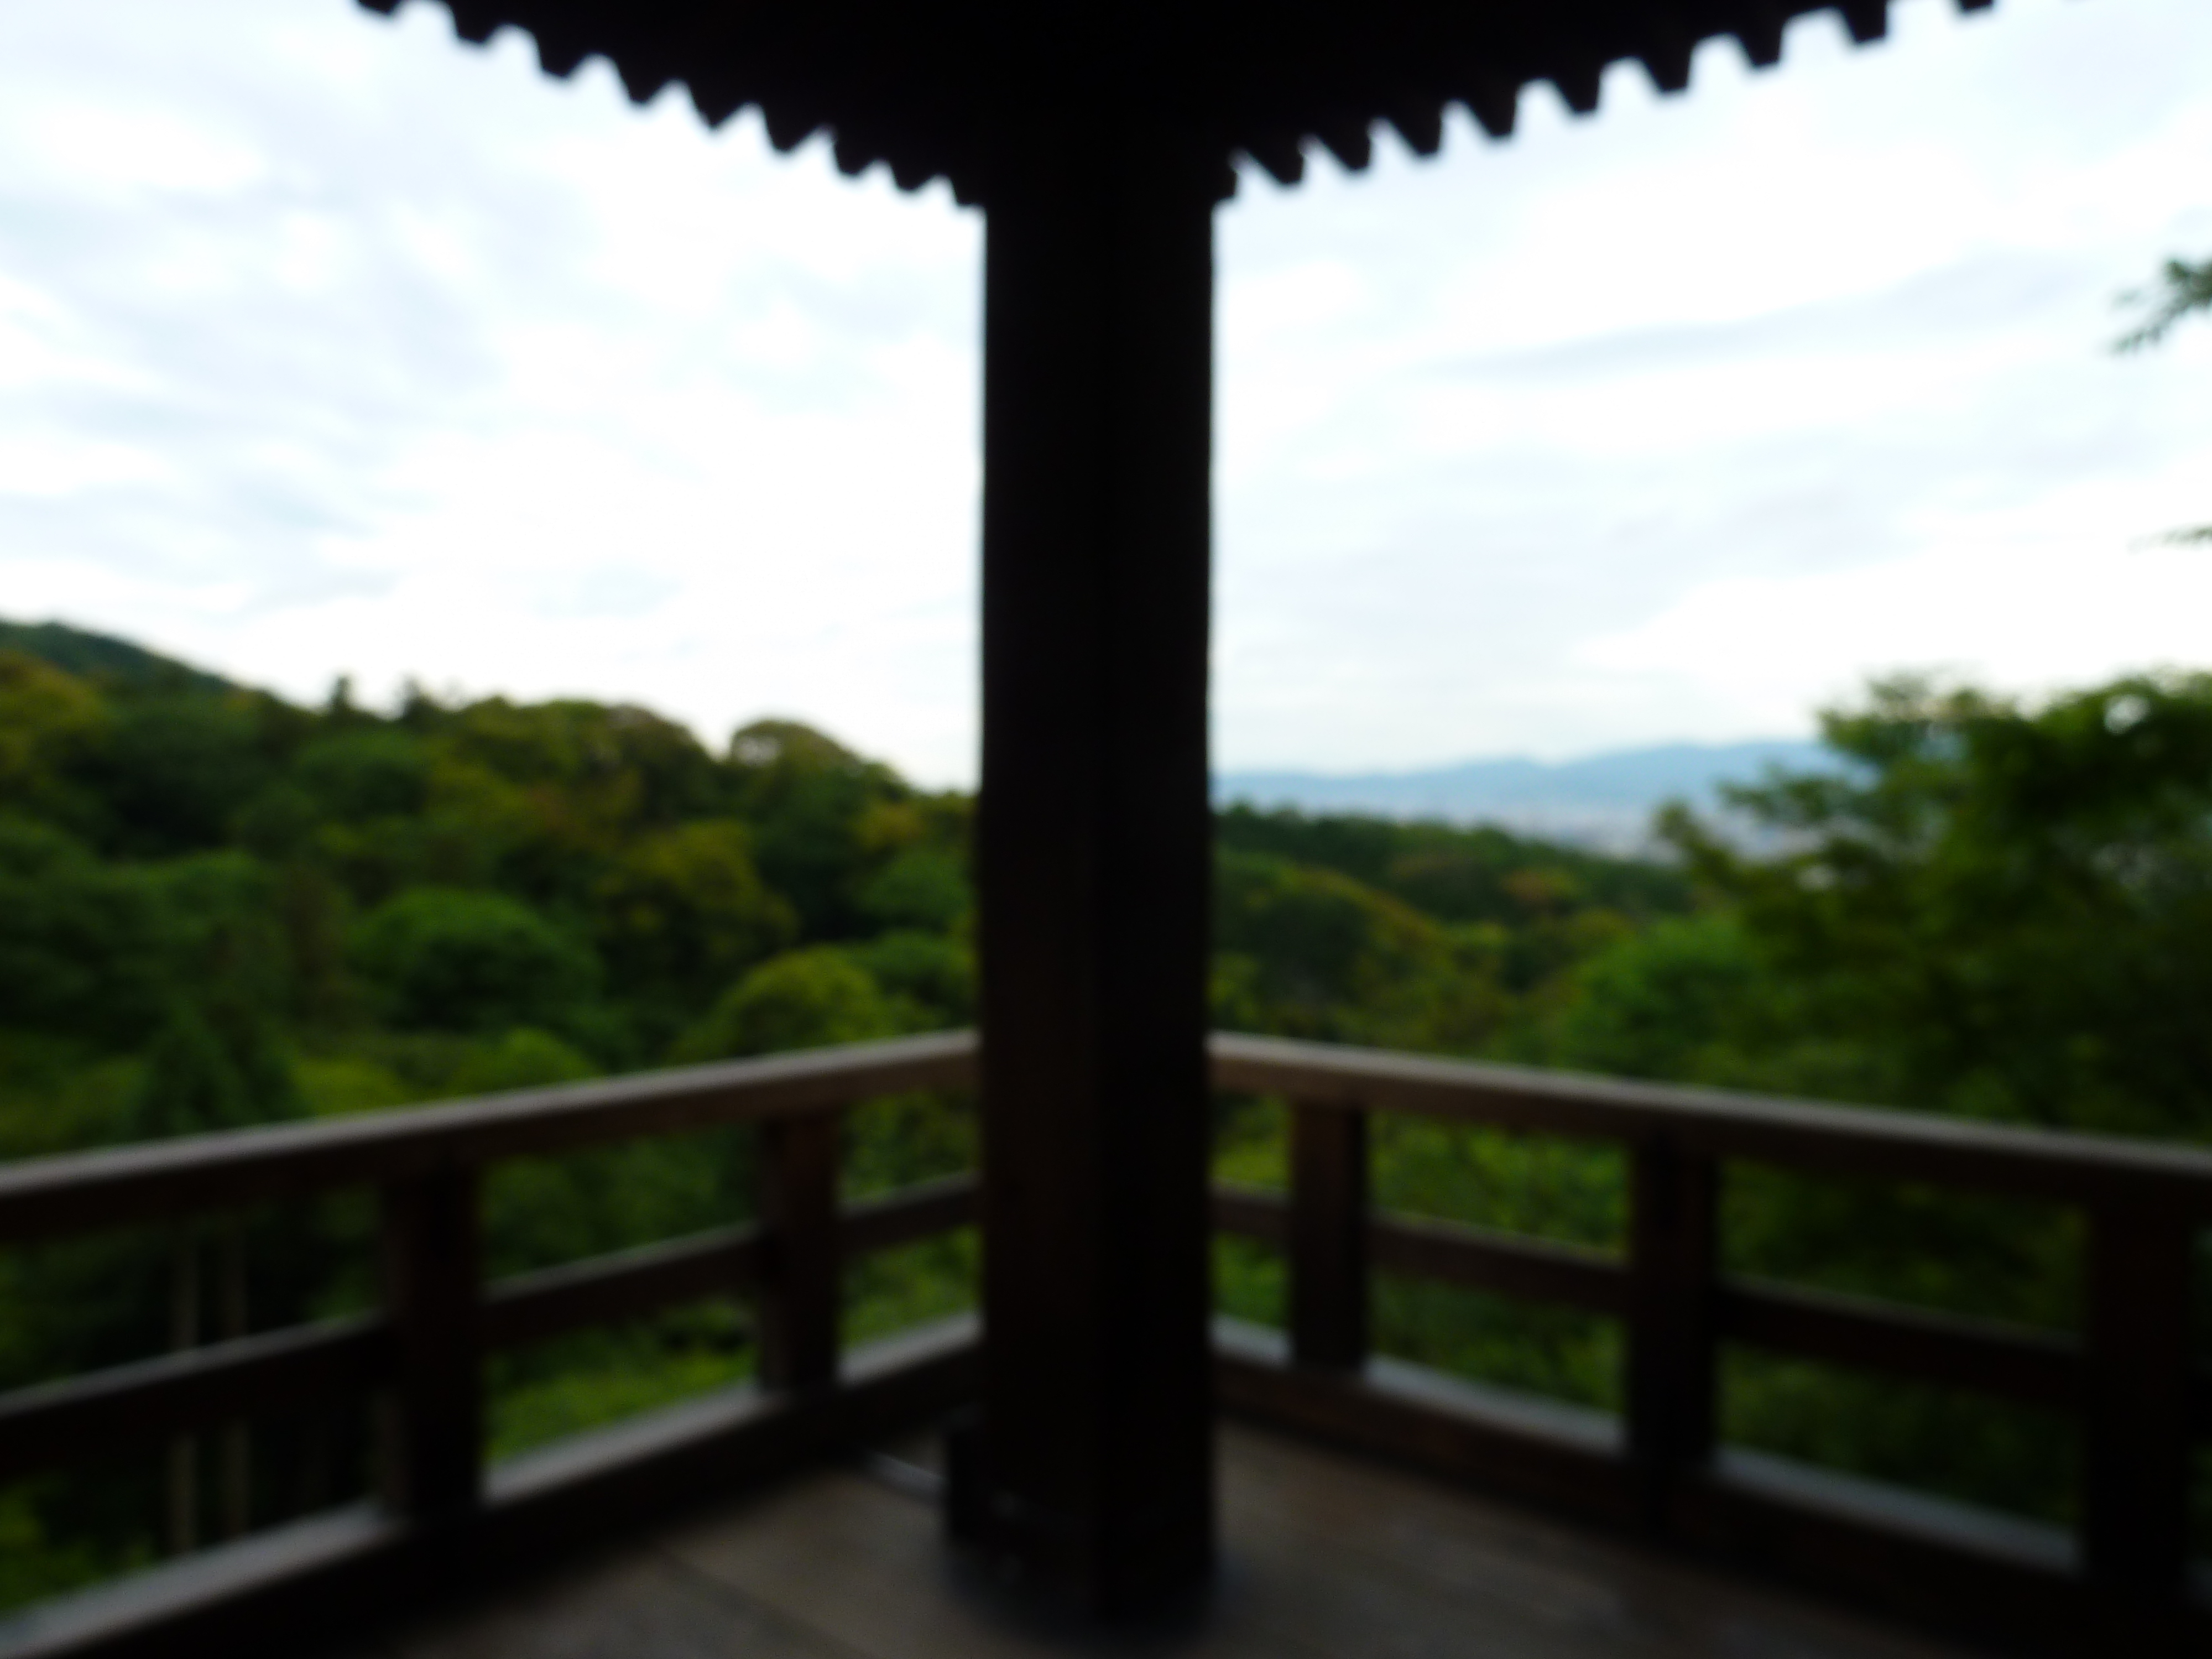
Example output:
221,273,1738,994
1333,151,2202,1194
4,622,2210,1607
0,623,1700,1166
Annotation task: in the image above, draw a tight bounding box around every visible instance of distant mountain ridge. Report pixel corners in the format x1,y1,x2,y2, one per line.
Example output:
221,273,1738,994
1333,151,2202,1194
0,618,234,694
1,615,1830,852
1217,738,1837,850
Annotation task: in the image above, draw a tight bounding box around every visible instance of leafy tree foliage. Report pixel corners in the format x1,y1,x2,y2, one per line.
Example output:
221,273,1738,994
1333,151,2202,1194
726,719,920,939
129,998,301,1139
672,946,904,1062
1217,802,1687,928
2117,253,2212,352
1657,674,2212,1137
7,615,2210,1597
350,888,603,1040
592,821,795,1029
1212,849,1502,1050
0,651,105,820
0,819,170,1046
2117,249,2211,542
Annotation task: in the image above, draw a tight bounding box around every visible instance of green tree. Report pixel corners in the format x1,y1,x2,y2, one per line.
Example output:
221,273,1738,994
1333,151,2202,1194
1661,672,2212,1138
2117,250,2211,542
128,998,301,1138
847,931,974,1027
726,721,909,939
1215,803,1689,927
71,695,286,858
671,946,901,1062
2117,253,2212,351
291,727,432,821
1540,913,1766,1082
351,888,602,1037
1212,849,1507,1050
128,854,308,1135
852,846,969,933
592,821,795,1021
446,1027,599,1096
0,651,106,824
0,819,169,1047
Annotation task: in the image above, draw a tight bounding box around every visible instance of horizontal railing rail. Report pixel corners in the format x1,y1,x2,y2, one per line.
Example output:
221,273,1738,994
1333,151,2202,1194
0,1178,985,1492
1213,1031,2212,1208
1213,1181,2125,1409
0,1317,391,1491
0,1032,975,1244
4,1028,2206,1656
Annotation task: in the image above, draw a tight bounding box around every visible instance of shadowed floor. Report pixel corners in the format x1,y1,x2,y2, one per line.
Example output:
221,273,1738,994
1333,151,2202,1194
327,1422,1970,1659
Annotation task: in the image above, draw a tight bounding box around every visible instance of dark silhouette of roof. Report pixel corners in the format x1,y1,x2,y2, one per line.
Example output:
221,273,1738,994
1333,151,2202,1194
357,0,1994,204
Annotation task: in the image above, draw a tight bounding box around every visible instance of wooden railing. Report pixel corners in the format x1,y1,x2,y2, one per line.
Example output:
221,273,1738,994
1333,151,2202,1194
1209,1032,2212,1654
0,1034,985,1659
2,1030,2207,1655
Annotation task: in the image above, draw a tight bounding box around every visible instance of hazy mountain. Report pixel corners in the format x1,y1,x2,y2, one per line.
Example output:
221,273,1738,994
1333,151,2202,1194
1216,739,1838,851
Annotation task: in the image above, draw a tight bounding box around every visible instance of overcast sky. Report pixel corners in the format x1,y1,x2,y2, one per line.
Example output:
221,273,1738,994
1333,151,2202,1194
2,0,2209,785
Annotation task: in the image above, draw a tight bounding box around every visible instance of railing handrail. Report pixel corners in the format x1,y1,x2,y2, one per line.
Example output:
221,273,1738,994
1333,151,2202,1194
0,1030,978,1243
13,1026,2211,1246
1213,1031,2212,1209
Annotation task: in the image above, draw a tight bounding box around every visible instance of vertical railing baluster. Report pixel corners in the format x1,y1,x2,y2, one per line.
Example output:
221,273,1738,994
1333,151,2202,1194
1290,1100,1369,1371
220,1218,250,1539
167,1226,200,1554
2081,1201,2193,1610
1626,1134,1718,1531
758,1110,842,1392
379,1167,482,1521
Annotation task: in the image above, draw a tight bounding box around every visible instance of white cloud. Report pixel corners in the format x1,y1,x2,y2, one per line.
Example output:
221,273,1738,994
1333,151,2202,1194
1575,534,2212,726
3,100,268,198
0,0,2208,784
1215,0,2212,766
0,435,176,498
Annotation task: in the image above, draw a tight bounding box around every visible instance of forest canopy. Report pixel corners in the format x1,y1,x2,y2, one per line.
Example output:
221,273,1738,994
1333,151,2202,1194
0,618,1720,1158
4,617,2212,1605
5,619,2211,1157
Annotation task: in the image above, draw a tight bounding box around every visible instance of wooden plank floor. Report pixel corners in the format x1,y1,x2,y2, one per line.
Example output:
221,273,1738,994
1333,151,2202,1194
326,1423,1973,1659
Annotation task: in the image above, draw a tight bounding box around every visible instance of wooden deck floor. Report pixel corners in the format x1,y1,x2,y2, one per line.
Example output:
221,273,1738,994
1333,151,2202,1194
325,1423,1973,1659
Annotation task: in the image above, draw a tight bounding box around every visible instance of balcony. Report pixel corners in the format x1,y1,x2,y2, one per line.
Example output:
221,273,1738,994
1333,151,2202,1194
1,1032,2206,1658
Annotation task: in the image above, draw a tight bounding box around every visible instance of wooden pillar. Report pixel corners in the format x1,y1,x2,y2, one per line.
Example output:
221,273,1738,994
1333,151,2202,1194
967,107,1222,1614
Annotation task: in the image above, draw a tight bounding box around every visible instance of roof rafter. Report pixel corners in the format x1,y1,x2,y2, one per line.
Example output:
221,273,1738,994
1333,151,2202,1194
355,0,1995,199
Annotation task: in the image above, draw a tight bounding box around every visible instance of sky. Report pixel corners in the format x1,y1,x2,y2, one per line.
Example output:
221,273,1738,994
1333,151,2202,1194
1,0,2208,787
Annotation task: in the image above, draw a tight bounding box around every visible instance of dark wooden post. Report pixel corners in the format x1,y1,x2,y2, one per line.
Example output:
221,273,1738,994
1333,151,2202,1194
969,105,1222,1614
1625,1136,1718,1530
1290,1103,1368,1371
2081,1202,2194,1606
757,1112,841,1392
379,1168,481,1521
